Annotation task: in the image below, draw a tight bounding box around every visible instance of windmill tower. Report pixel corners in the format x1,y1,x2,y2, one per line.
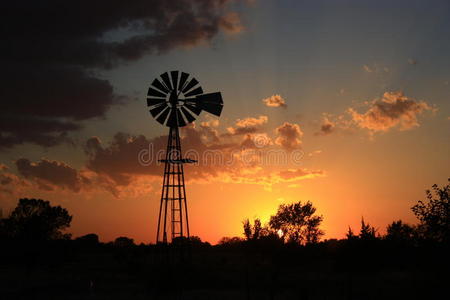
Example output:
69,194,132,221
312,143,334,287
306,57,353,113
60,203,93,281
147,71,223,244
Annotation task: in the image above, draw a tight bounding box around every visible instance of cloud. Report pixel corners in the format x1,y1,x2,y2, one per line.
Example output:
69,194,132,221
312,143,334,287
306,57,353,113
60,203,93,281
226,115,268,136
348,91,435,132
275,122,303,150
315,116,335,136
317,92,435,136
1,118,323,196
0,164,26,196
15,158,89,192
0,0,246,149
215,167,325,190
262,95,287,108
277,168,325,181
0,116,79,148
363,65,374,73
85,133,166,186
240,133,273,149
82,121,323,192
362,63,389,74
83,126,237,188
307,150,322,157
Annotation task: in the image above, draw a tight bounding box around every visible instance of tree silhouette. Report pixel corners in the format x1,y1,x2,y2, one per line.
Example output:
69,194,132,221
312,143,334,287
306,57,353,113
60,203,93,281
359,217,377,240
75,233,99,246
114,236,134,247
2,198,72,241
385,220,415,243
218,236,244,246
346,226,357,240
269,201,324,245
412,179,449,243
346,218,377,241
243,218,263,241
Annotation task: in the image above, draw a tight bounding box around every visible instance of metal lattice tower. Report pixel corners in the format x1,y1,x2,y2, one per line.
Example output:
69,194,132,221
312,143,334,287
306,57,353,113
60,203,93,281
157,126,190,243
146,71,223,244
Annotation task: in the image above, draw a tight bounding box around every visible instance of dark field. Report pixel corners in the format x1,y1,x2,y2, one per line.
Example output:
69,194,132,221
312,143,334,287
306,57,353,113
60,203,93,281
1,240,448,300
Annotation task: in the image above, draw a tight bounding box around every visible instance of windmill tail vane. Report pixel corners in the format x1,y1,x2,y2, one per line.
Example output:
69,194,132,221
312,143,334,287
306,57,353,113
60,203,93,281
146,71,223,243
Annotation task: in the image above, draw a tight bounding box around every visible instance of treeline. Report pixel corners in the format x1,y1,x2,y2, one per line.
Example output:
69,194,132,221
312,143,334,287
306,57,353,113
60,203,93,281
219,178,449,248
0,180,448,300
0,179,448,247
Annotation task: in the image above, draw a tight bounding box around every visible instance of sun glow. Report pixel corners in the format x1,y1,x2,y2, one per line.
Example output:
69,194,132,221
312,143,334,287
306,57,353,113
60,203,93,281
277,229,283,238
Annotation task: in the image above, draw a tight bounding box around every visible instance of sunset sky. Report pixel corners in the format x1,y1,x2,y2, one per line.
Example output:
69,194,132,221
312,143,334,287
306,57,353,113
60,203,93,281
1,0,449,244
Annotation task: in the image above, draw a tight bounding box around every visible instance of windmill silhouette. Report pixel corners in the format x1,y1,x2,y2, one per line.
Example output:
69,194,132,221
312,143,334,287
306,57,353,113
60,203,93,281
147,71,223,244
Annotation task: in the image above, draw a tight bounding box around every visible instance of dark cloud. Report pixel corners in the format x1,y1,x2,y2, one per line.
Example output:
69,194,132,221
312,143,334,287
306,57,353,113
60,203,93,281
83,125,240,188
0,164,24,195
315,116,335,136
1,0,244,149
84,133,166,186
83,123,326,191
15,158,89,192
0,115,78,148
9,122,324,195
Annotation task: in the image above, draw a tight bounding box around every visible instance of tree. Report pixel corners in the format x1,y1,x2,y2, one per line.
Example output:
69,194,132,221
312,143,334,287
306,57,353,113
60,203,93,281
218,236,244,246
75,233,99,246
114,236,135,247
4,198,72,241
269,201,324,245
359,217,377,240
385,220,415,243
242,218,263,241
346,226,357,240
188,235,211,247
412,179,449,243
346,218,377,241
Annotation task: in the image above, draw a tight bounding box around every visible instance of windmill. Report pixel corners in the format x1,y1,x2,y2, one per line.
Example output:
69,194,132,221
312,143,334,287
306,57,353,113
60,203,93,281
147,71,223,244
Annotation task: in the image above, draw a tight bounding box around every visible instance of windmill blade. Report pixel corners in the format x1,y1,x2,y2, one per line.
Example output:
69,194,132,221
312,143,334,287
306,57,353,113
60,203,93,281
182,78,199,94
160,72,172,91
156,107,171,125
151,78,169,94
197,92,223,104
184,103,201,115
195,92,223,116
148,87,167,98
147,71,224,126
178,72,189,92
200,102,223,117
180,106,197,123
147,97,166,107
176,109,187,127
184,86,203,97
170,71,179,92
150,103,167,118
183,97,201,115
